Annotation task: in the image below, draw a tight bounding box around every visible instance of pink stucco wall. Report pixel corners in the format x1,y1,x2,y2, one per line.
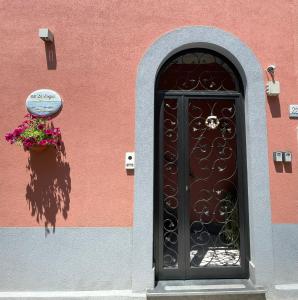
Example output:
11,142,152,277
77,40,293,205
0,0,297,227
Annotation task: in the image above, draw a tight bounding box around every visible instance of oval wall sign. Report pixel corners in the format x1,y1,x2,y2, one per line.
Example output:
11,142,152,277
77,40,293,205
25,89,63,117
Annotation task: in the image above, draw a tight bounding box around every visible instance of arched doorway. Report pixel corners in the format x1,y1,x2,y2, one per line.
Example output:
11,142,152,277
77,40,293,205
154,49,249,280
132,26,272,291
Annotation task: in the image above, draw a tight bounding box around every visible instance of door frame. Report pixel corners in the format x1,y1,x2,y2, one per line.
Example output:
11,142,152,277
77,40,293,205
154,91,250,281
132,26,273,291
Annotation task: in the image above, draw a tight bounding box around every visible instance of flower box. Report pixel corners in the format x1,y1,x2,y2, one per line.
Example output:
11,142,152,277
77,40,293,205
4,114,61,152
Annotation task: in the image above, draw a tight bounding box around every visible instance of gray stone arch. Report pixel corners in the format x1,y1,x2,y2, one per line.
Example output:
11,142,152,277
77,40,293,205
132,26,273,291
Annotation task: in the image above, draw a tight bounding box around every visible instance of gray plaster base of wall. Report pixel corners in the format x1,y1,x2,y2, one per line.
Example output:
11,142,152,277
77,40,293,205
0,228,132,292
272,224,298,284
0,225,298,299
268,290,298,300
264,224,298,300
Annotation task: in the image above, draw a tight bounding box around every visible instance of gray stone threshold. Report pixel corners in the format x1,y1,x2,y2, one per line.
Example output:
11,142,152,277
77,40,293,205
147,279,266,297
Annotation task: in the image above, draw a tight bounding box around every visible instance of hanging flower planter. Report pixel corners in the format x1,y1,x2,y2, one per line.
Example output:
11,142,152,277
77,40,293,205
4,114,62,152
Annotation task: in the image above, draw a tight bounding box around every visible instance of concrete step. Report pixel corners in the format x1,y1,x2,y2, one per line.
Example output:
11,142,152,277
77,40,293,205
147,279,266,300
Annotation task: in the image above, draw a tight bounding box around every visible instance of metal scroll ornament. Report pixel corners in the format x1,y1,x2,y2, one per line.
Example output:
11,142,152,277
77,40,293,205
205,115,220,129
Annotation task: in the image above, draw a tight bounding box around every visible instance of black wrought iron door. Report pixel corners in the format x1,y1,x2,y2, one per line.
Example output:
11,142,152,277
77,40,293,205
155,93,249,280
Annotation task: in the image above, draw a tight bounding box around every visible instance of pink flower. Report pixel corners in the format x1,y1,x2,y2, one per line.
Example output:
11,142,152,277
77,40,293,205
45,129,53,135
5,132,14,143
24,137,35,144
13,127,24,137
38,140,48,146
23,140,33,148
51,128,61,136
37,124,44,130
46,139,55,145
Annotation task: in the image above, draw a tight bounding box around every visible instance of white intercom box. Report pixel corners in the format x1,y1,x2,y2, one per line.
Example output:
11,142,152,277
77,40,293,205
125,152,135,170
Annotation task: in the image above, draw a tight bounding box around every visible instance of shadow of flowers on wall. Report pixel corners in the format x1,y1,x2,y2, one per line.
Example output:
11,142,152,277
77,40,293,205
26,143,71,236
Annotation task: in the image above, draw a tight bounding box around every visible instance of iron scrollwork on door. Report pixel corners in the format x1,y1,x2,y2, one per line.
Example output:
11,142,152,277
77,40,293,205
162,99,179,269
156,49,247,280
189,99,240,268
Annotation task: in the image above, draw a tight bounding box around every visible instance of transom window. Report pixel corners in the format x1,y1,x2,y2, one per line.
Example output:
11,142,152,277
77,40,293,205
157,50,240,92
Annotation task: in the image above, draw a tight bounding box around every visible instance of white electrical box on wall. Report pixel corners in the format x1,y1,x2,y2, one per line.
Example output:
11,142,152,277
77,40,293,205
273,151,283,162
125,152,135,170
283,152,292,163
266,81,280,96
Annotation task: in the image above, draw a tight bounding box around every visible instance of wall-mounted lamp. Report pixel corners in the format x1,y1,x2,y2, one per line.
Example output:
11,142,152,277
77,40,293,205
267,65,276,78
266,64,280,96
39,28,54,43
